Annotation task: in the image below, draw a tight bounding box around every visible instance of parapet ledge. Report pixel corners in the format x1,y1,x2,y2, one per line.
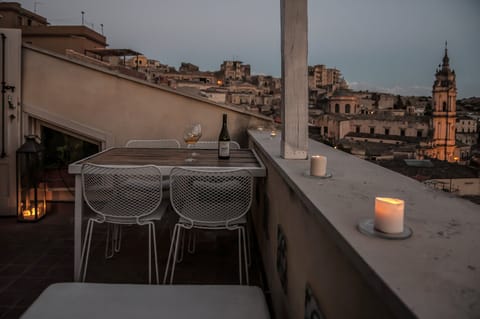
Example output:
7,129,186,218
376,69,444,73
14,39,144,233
248,129,480,319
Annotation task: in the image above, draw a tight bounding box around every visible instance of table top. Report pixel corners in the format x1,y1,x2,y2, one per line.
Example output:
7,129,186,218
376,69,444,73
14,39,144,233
68,147,266,177
21,283,270,319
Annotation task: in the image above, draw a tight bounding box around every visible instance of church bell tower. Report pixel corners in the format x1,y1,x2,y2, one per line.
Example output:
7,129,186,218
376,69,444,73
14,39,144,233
431,42,457,162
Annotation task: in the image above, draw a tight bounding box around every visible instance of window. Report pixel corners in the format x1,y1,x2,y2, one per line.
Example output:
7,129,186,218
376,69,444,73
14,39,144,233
41,126,99,169
400,129,405,136
417,130,423,137
27,19,32,26
385,128,390,135
442,102,447,111
335,104,339,113
18,16,23,26
370,127,375,134
355,126,360,133
323,127,328,135
345,104,351,114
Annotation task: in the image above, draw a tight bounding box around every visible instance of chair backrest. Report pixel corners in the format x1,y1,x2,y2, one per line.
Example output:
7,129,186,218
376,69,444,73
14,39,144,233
169,167,253,226
126,139,181,148
81,164,163,221
187,141,241,149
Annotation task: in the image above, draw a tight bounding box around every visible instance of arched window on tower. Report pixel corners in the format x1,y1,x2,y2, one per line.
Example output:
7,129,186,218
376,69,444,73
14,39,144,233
442,101,447,112
345,104,351,114
335,104,339,113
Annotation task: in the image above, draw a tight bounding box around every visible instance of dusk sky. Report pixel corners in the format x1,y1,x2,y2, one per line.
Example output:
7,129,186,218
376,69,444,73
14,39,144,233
17,0,480,97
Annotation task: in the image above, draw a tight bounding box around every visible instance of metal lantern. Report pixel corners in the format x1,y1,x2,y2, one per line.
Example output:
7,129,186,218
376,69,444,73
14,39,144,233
16,135,47,222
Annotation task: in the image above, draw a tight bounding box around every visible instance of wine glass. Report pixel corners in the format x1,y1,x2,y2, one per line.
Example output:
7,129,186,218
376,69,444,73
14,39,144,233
183,123,202,162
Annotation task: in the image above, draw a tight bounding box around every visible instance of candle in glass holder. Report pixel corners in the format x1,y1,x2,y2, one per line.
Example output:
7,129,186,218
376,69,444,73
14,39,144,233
310,155,327,176
374,197,404,233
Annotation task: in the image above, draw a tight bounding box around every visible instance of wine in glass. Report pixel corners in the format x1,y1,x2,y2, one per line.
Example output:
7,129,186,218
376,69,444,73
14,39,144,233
184,123,202,162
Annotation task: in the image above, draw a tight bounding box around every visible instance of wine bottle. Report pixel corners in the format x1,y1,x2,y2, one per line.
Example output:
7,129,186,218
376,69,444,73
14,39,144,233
218,113,231,159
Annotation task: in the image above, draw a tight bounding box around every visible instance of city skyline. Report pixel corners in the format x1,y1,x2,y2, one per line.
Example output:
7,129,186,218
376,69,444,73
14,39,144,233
16,0,480,98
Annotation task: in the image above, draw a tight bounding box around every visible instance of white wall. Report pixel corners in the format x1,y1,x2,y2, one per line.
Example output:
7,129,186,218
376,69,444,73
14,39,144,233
0,29,22,216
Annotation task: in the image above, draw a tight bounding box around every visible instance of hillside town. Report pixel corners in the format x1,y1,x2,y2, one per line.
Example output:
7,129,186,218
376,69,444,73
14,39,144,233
1,2,479,202
1,2,480,319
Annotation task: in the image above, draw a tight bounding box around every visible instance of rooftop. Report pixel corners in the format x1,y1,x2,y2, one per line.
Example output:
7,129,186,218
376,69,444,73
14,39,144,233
0,203,266,318
376,158,479,180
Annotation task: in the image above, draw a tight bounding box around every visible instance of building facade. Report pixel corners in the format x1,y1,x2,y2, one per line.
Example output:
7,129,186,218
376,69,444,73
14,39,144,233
0,3,106,55
220,60,251,82
0,2,47,28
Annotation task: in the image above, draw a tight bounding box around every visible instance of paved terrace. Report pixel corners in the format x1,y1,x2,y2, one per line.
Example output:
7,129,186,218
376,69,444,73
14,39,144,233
0,203,267,318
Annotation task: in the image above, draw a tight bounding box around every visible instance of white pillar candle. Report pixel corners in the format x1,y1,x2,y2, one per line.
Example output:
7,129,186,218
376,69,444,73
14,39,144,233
374,197,404,233
310,155,327,176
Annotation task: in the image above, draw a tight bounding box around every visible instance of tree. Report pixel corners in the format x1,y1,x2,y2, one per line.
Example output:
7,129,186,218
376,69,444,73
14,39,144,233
424,103,433,116
394,95,404,109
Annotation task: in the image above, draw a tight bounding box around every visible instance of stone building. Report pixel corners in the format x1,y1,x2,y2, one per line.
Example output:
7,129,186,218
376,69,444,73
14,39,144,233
308,64,347,92
313,113,430,145
456,116,478,146
456,116,477,134
0,2,107,55
179,62,200,73
0,2,47,28
127,55,148,68
220,60,251,82
328,90,360,114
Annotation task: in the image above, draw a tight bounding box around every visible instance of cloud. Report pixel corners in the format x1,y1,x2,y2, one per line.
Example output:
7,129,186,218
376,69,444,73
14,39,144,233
347,81,431,97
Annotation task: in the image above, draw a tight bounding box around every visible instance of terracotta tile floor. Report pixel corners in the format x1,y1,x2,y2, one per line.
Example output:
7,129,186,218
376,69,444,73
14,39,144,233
0,203,266,318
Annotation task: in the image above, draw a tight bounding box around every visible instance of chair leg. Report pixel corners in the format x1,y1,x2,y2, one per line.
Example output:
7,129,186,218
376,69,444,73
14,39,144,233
163,224,179,284
105,224,114,259
187,230,196,254
148,224,152,284
151,223,159,284
246,224,251,267
146,223,160,284
238,228,243,285
80,219,95,282
241,227,249,285
176,228,185,263
114,225,122,253
169,226,183,284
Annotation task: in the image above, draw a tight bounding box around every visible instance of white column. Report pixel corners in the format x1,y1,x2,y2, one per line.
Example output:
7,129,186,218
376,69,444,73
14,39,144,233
280,0,308,159
0,29,22,216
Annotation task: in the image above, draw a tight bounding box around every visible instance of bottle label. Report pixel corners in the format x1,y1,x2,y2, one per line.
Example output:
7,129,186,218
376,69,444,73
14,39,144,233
219,141,230,157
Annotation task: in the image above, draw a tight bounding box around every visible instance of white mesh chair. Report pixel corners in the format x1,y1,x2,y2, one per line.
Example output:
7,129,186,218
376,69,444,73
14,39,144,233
187,141,241,149
122,139,179,257
164,167,253,285
80,164,167,284
125,139,181,148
